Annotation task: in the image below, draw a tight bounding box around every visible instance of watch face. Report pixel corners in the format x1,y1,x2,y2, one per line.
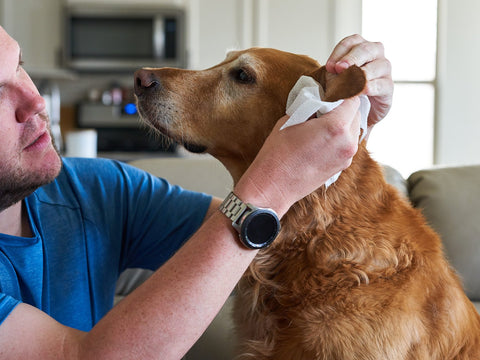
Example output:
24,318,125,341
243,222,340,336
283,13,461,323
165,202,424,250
241,209,280,249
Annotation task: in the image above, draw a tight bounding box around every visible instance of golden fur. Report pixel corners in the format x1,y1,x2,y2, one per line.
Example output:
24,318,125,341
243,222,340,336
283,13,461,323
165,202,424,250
135,48,480,359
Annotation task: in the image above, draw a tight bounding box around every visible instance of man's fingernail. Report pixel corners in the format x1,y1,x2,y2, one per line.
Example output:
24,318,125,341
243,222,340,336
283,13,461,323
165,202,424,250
335,61,350,73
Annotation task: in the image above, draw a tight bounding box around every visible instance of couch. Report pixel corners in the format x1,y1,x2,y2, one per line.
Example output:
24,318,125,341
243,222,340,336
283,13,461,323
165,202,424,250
116,156,480,359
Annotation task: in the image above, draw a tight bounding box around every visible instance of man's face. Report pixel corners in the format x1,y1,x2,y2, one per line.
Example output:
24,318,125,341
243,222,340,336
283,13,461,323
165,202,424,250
0,27,61,211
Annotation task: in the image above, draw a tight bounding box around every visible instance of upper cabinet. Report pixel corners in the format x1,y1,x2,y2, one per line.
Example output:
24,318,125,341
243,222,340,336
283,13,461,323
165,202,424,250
1,0,63,69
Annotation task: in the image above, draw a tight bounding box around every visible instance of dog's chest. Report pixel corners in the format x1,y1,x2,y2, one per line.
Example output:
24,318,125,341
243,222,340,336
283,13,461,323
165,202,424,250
239,243,367,309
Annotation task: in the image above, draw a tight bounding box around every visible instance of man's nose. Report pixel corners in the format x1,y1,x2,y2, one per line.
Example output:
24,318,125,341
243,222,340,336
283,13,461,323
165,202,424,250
134,69,160,97
15,75,46,123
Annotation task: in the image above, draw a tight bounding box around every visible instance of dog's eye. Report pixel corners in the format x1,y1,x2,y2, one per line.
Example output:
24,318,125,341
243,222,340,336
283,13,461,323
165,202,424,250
232,68,255,84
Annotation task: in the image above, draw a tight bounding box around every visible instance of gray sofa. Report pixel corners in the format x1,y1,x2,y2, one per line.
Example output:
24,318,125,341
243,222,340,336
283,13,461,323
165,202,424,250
118,157,480,359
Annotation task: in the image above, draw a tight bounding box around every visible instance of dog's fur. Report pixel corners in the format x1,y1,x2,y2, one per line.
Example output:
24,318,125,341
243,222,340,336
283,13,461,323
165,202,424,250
135,48,480,359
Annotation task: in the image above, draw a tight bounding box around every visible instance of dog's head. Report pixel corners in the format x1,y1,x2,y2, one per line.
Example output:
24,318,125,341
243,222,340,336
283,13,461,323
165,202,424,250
135,48,366,182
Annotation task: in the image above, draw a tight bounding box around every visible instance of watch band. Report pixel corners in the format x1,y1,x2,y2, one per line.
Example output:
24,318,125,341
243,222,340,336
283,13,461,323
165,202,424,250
218,191,253,232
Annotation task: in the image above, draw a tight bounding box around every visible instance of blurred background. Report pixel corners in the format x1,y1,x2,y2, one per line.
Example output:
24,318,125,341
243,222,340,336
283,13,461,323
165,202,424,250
0,0,477,177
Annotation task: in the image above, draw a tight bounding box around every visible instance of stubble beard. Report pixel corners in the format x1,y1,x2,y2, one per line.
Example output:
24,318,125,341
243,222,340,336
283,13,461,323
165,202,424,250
0,124,62,212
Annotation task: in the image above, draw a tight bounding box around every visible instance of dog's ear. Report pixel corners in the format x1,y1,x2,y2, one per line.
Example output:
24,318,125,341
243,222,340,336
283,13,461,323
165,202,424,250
309,65,367,102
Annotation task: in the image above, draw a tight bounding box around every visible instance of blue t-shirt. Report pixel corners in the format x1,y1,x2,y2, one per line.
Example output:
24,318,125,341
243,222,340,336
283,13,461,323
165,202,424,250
0,157,211,331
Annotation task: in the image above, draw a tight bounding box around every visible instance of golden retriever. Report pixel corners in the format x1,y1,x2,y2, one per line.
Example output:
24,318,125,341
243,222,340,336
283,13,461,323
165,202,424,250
134,48,480,359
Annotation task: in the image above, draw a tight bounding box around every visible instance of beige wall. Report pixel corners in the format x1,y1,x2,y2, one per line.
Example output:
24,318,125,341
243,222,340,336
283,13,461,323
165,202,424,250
191,0,361,70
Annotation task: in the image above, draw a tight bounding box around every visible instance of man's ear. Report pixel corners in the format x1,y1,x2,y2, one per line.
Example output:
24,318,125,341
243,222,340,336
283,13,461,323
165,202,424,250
309,65,367,102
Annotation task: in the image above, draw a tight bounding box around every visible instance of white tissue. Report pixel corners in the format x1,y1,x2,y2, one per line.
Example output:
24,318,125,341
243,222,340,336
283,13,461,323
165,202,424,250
281,75,370,187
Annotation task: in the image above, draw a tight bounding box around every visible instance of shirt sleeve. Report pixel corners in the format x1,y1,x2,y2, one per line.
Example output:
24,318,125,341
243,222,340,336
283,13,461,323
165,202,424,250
0,293,20,326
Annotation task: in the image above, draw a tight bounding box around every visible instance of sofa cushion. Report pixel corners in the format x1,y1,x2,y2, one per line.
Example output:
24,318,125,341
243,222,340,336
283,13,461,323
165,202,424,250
407,165,480,300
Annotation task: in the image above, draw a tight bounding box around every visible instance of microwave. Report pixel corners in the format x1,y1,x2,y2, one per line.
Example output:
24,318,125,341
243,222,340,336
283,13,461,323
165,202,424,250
63,5,186,72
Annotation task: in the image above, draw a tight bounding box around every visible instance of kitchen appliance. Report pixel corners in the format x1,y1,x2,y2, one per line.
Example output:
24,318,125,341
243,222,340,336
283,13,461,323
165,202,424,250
77,101,176,153
63,4,186,72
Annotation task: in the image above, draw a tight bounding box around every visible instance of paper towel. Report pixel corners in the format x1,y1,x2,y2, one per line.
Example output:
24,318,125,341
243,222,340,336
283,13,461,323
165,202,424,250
65,129,98,158
281,75,370,187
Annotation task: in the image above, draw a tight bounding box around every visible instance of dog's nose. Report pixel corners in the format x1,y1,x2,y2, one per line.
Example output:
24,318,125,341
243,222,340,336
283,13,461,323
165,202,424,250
134,69,160,97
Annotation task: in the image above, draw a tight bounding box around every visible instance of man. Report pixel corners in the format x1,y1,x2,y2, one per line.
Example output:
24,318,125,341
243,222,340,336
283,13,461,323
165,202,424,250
0,26,392,359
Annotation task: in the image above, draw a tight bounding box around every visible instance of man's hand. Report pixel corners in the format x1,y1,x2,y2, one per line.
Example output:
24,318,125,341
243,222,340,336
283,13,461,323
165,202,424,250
325,34,393,129
234,98,361,217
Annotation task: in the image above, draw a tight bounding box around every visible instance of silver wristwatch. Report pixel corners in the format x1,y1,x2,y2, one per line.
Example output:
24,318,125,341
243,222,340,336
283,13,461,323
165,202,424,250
219,192,281,249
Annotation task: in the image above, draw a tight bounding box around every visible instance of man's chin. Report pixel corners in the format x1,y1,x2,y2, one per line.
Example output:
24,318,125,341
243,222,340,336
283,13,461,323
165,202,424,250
24,144,62,178
0,147,63,211
39,147,63,182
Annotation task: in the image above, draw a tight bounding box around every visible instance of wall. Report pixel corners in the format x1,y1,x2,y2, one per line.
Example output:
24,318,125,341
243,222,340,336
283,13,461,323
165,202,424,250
265,0,361,62
190,0,361,70
436,0,480,166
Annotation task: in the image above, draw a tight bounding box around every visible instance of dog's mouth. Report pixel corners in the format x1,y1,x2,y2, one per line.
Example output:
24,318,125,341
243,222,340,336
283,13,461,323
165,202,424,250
182,141,208,154
139,111,208,154
149,121,208,154
137,97,209,154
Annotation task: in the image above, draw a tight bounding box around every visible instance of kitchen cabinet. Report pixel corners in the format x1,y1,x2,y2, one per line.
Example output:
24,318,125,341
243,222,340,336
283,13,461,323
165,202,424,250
1,0,187,70
1,0,62,69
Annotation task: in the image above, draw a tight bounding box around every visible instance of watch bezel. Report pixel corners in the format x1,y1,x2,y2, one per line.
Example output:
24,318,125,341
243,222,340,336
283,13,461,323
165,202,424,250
239,207,281,249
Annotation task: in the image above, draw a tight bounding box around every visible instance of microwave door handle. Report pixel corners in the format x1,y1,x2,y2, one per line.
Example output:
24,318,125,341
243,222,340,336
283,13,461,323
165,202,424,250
154,18,165,59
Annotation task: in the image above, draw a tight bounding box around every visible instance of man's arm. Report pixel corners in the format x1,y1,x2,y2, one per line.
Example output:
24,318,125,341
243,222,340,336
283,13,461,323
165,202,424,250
0,303,85,358
203,197,223,221
0,208,251,359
